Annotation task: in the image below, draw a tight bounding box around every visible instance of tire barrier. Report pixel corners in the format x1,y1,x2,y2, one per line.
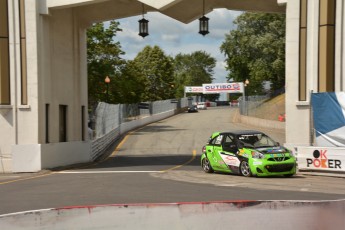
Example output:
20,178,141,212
0,200,344,230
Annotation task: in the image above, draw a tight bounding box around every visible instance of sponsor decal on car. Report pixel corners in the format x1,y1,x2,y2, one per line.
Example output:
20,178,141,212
220,153,240,166
263,147,286,153
238,150,248,157
253,161,263,166
270,153,285,158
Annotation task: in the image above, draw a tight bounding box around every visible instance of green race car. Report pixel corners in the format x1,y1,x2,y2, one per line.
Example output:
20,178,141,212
201,130,296,177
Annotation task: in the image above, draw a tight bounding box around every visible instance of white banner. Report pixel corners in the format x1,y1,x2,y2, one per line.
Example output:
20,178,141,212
184,86,203,93
297,147,344,172
202,83,244,94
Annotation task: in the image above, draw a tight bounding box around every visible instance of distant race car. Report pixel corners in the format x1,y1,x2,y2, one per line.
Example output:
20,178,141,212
230,100,239,107
187,105,198,113
196,102,207,110
201,130,296,177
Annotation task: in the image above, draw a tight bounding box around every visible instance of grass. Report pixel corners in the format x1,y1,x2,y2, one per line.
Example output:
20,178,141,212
249,94,285,121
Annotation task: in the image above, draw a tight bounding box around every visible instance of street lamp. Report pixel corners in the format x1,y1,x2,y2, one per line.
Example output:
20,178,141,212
199,0,209,36
139,4,149,38
244,79,250,86
105,76,110,103
244,79,249,115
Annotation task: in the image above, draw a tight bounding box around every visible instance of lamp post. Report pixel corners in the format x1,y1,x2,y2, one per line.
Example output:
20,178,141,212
244,79,249,115
105,76,110,103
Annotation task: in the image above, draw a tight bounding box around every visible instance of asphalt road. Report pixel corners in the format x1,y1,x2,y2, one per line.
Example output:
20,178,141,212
0,107,344,215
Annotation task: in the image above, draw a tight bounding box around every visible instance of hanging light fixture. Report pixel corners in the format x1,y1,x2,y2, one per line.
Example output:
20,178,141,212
199,0,209,36
139,4,149,38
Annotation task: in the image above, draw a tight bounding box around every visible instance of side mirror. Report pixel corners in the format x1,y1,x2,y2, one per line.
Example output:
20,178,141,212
275,142,280,147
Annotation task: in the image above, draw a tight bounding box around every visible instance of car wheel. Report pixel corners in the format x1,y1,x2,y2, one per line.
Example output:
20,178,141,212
240,160,252,177
202,157,214,173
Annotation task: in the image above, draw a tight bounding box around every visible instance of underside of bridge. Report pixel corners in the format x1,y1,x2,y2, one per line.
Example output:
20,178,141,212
44,0,285,25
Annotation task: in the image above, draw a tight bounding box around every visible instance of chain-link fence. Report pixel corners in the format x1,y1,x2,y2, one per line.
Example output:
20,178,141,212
89,97,196,160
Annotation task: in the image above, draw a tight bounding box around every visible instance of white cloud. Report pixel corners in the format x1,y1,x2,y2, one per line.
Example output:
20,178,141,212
161,34,180,43
115,9,239,84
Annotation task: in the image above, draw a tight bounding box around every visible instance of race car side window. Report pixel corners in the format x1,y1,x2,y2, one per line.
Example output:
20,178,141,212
224,135,234,144
223,135,237,151
209,136,217,145
215,135,223,145
210,135,223,146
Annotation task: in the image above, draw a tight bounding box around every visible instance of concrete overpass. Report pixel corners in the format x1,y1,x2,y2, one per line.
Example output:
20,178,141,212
1,0,344,172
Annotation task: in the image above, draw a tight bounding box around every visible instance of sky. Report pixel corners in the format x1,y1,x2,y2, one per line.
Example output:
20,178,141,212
114,9,242,99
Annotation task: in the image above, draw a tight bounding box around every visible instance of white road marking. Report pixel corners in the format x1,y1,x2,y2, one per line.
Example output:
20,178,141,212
0,176,21,178
215,183,247,187
57,171,162,174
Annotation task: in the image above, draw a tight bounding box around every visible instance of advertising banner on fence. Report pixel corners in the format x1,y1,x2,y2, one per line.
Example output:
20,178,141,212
202,83,244,94
297,146,344,172
311,92,345,147
184,86,203,93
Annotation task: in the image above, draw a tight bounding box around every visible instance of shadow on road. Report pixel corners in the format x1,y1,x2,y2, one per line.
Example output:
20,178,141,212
89,154,200,169
132,125,186,134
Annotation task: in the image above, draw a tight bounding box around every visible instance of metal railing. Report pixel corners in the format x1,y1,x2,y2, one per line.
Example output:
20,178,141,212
89,97,196,160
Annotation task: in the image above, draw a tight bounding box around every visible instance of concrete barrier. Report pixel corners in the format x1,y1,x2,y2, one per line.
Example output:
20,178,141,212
1,200,344,230
296,146,345,173
232,109,285,130
239,114,285,130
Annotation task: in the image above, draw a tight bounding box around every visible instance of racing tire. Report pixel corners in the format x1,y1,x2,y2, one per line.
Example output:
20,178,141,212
240,160,252,177
202,157,214,173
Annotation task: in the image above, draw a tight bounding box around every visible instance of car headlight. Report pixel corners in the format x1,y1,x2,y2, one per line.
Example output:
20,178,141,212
284,149,295,158
252,151,265,159
202,146,206,154
289,152,296,158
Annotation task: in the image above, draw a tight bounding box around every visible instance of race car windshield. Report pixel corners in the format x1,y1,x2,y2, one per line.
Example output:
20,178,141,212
237,133,277,148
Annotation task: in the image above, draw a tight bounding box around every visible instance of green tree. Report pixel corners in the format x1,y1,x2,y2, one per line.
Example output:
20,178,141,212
173,51,216,98
220,12,285,95
112,60,146,104
133,46,175,101
87,20,125,106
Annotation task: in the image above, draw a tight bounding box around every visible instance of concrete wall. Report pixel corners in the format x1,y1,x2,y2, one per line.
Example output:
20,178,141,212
39,7,88,143
8,2,91,173
0,0,41,173
12,141,91,172
284,0,312,148
238,114,285,130
12,107,180,172
0,200,344,229
336,0,345,91
284,0,345,149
